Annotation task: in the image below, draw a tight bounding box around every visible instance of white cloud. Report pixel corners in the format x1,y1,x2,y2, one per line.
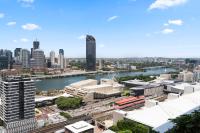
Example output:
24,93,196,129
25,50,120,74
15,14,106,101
18,0,34,7
107,16,119,22
149,0,187,10
0,13,5,18
162,28,174,34
168,19,183,26
20,38,29,43
78,35,86,40
7,21,17,26
22,23,40,30
164,23,169,26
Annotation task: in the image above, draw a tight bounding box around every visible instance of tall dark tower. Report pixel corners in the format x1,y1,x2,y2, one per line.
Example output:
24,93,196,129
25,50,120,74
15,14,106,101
14,48,22,57
33,40,40,50
86,35,96,71
59,49,64,55
31,40,40,58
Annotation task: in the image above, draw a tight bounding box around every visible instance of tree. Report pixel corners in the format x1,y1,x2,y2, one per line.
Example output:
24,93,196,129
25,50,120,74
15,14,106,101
110,119,154,133
166,109,200,133
60,112,71,119
55,96,82,110
118,130,132,133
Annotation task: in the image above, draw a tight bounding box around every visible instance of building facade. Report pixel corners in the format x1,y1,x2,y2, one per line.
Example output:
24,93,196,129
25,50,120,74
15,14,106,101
0,50,13,69
50,51,55,65
30,49,45,69
86,35,96,71
14,48,21,57
33,41,40,50
58,49,64,69
20,49,30,69
0,76,36,133
0,56,8,70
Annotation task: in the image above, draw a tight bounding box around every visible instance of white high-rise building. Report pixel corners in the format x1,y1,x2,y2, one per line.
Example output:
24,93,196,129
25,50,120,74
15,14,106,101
99,59,103,70
58,54,64,69
0,76,36,133
50,51,55,65
19,49,30,68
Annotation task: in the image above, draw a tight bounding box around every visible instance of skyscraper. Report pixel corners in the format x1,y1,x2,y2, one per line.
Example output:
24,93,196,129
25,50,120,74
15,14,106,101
31,40,40,58
14,48,22,58
20,49,30,68
86,35,96,71
0,49,13,69
50,51,55,65
58,49,64,69
30,49,45,69
0,56,8,70
0,76,36,133
33,40,40,50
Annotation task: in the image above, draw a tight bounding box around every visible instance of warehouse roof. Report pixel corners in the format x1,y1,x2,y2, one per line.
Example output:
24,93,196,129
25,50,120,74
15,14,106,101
125,91,200,133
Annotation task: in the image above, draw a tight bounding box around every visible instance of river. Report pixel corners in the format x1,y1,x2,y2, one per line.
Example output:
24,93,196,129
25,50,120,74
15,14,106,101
35,67,177,91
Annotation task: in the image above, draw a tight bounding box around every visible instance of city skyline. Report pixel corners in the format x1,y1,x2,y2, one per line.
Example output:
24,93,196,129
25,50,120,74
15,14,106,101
0,0,200,58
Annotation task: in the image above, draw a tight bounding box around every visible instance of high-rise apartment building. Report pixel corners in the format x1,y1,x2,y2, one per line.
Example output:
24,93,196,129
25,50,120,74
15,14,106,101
86,35,96,71
0,76,36,133
50,51,55,65
19,49,30,68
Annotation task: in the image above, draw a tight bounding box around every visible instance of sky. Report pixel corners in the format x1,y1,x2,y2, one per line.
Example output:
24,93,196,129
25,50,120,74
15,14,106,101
0,0,200,58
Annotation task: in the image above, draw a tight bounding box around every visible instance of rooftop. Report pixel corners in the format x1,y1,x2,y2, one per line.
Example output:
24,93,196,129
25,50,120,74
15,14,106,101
35,93,72,102
130,83,161,90
65,121,94,133
168,82,200,91
69,79,97,88
115,96,145,105
124,91,200,133
122,79,149,86
82,84,112,90
95,88,121,95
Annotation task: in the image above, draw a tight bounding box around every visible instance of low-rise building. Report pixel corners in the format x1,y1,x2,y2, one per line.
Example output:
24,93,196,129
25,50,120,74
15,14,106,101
114,96,145,110
113,90,200,133
178,71,194,82
65,79,123,101
166,82,200,94
65,121,94,133
130,83,164,98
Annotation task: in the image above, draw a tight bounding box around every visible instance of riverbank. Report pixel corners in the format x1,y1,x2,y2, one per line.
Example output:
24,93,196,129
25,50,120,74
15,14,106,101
32,70,115,80
35,67,177,91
